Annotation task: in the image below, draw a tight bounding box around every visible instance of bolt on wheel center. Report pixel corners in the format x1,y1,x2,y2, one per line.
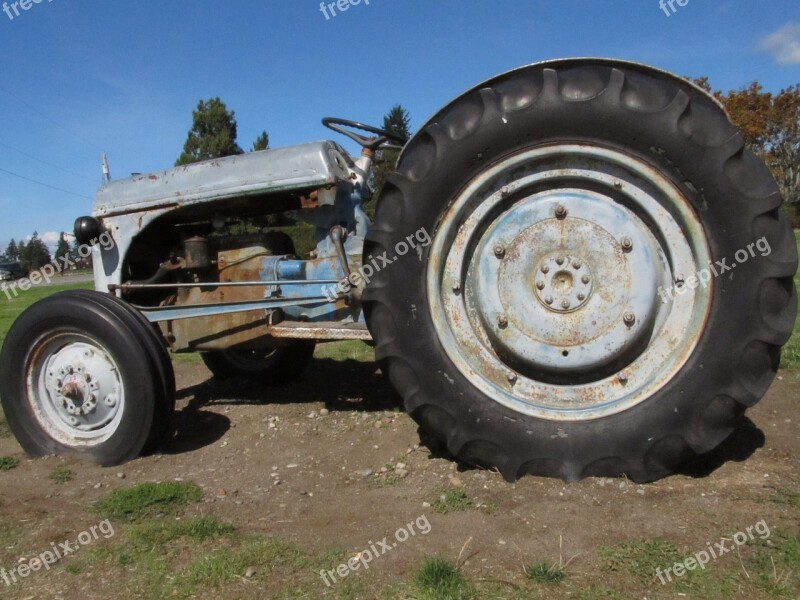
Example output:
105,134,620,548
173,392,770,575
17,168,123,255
58,371,98,416
534,255,592,312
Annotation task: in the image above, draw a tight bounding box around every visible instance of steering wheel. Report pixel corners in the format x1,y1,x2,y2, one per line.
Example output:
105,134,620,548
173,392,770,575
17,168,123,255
322,117,408,151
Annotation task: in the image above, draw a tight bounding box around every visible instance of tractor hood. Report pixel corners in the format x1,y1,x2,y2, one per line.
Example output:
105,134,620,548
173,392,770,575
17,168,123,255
93,140,353,217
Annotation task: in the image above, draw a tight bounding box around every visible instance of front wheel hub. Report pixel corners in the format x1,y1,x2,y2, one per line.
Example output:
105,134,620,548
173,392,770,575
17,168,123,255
29,336,125,446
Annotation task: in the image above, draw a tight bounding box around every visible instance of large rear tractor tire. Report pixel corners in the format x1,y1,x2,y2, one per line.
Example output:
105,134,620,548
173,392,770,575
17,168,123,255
364,60,798,482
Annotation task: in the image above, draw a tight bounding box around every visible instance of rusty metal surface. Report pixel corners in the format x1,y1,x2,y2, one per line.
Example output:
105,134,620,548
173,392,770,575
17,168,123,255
153,244,357,350
472,189,662,375
93,141,350,218
158,244,284,351
265,322,372,341
427,143,712,421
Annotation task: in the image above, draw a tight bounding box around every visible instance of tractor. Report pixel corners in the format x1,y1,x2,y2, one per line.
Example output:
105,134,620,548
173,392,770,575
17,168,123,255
1,58,796,482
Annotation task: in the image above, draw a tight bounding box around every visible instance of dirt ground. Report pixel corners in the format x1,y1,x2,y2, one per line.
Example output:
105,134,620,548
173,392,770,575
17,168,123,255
0,350,798,599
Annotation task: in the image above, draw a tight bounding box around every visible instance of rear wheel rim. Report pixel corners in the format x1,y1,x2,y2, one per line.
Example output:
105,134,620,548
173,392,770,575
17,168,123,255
27,332,125,446
427,143,712,421
222,348,281,373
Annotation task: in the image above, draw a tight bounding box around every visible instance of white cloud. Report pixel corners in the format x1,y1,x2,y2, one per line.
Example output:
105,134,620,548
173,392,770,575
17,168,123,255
758,21,800,65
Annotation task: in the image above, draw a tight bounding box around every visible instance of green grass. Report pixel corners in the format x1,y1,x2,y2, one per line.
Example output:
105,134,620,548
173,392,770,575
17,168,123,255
780,231,800,370
575,585,624,599
128,516,234,547
0,456,18,471
368,470,405,487
314,339,374,362
525,561,566,585
764,487,800,508
428,488,494,515
68,527,320,600
0,281,93,342
750,530,800,598
598,537,682,584
49,465,74,484
414,557,474,600
432,489,473,514
183,536,311,586
0,522,22,548
94,481,204,522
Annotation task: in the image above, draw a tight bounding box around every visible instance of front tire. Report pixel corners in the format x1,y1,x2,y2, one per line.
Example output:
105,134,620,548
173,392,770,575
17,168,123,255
364,60,797,482
0,291,173,465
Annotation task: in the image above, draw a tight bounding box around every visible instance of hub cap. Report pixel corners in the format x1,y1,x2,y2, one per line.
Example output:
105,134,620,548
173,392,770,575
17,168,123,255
427,144,712,420
28,333,125,446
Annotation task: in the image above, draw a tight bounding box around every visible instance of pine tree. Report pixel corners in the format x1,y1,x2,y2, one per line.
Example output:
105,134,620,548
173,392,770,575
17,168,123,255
252,131,270,151
366,104,412,218
5,239,19,262
55,232,71,262
176,98,243,166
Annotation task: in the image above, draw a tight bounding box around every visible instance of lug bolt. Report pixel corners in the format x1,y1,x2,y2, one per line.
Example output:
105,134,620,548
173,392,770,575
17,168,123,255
623,312,636,326
68,416,79,426
498,315,509,329
555,204,567,219
507,372,518,385
577,293,586,301
536,280,545,290
494,245,505,258
556,257,565,266
545,296,554,305
541,265,550,274
572,260,581,269
621,237,633,251
618,373,629,385
581,275,590,284
561,299,571,309
105,395,117,407
452,283,461,295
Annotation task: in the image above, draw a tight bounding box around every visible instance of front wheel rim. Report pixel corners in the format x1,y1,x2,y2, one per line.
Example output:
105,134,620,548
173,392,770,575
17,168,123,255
427,143,712,421
27,333,125,446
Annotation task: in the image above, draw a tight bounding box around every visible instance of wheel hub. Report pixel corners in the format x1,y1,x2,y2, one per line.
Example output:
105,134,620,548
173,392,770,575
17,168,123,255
30,337,124,444
472,190,661,377
428,144,712,419
533,255,593,312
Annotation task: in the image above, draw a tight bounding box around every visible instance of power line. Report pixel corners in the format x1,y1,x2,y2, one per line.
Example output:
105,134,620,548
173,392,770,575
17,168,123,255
0,140,97,183
0,166,92,200
0,83,105,154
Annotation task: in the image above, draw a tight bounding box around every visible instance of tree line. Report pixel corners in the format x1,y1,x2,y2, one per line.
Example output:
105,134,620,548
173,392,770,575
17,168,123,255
0,232,87,272
692,77,799,224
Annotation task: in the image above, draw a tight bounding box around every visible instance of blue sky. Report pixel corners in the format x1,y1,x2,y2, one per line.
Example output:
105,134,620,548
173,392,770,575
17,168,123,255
0,0,798,251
